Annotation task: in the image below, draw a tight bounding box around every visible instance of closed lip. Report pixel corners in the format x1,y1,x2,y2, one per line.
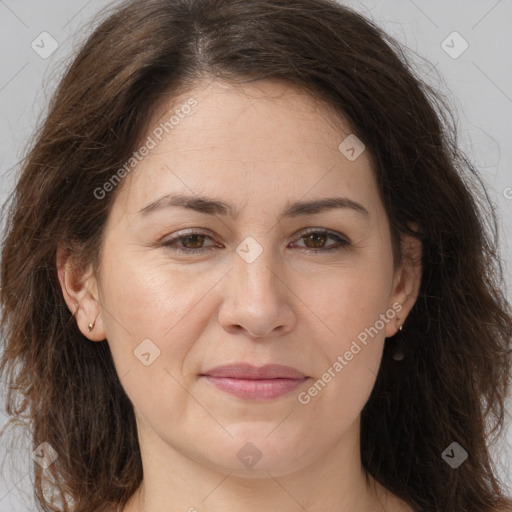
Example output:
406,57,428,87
200,363,307,380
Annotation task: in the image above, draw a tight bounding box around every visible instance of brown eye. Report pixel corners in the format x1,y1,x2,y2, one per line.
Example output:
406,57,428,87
161,228,350,255
179,234,207,249
161,231,217,254
303,232,328,249
292,229,351,252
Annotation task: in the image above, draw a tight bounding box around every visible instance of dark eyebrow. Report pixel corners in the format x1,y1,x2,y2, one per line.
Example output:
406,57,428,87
138,194,369,219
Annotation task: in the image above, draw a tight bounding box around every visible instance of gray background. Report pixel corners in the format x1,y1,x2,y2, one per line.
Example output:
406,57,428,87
0,0,511,510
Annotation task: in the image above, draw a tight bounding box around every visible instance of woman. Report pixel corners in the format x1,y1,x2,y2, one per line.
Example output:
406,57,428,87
1,0,511,511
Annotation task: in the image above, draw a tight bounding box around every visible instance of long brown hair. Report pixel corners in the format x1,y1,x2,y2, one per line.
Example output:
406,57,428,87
1,1,511,511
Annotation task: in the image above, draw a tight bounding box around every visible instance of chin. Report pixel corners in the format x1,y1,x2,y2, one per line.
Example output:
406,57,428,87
198,429,315,477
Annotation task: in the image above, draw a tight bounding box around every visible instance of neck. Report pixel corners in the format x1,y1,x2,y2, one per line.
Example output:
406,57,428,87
121,417,392,512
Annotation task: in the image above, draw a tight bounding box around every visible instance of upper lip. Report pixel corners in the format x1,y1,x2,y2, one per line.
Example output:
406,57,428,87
201,364,307,380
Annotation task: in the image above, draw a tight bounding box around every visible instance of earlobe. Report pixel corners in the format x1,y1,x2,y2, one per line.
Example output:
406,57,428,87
56,244,106,342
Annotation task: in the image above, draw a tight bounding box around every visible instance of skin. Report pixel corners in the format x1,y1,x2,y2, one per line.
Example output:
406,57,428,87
58,78,422,512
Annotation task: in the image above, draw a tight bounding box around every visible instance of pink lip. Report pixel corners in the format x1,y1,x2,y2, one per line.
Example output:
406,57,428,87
201,364,309,400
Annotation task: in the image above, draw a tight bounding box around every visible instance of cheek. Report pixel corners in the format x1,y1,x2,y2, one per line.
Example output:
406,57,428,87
99,253,215,427
99,247,221,391
302,259,394,355
299,344,383,439
100,246,215,335
295,255,393,413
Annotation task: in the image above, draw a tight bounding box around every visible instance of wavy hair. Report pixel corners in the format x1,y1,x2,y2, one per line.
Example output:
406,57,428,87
1,0,511,511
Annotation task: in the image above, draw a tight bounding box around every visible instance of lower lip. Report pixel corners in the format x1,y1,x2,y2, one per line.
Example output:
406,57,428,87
202,376,308,400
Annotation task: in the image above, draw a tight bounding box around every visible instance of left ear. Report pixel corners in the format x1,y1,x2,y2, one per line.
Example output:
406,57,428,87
56,242,107,342
385,226,423,337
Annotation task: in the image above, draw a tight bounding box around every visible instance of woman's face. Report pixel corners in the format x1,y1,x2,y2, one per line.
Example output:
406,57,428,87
75,79,416,477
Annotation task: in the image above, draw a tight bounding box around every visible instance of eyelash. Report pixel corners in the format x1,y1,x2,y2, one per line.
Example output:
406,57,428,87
160,228,351,255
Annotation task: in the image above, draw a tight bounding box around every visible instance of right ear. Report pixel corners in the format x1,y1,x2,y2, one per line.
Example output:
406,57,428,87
56,243,106,342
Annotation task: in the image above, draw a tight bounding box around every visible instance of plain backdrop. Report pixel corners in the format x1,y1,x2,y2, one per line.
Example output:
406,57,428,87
0,0,511,510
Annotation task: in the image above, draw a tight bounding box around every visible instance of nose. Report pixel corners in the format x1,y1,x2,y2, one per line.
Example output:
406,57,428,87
217,243,297,339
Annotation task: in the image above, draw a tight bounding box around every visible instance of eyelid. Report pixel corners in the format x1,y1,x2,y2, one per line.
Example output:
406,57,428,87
296,226,350,241
160,228,217,247
290,227,351,251
160,227,351,254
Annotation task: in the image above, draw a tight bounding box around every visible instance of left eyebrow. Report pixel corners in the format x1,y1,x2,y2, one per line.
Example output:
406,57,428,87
281,196,369,219
137,193,369,220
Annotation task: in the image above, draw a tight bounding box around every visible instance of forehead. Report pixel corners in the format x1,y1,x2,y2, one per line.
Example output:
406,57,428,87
148,79,350,155
113,78,378,217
